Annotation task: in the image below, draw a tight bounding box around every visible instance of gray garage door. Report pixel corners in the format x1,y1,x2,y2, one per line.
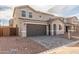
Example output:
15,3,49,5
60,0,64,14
27,24,46,36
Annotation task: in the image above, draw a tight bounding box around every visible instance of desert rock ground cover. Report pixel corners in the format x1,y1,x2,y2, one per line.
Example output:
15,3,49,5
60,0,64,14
0,37,47,54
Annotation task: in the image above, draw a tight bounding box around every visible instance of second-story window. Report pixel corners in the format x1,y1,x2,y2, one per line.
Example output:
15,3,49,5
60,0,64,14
29,12,32,18
21,10,26,17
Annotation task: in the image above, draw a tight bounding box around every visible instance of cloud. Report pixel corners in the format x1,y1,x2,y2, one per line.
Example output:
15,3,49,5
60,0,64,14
48,5,79,17
0,5,11,11
31,5,53,12
48,5,67,13
0,18,9,26
0,5,12,19
0,5,12,26
61,6,79,16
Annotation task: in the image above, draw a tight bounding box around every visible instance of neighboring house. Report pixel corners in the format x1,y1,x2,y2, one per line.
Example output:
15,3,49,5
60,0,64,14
12,5,65,37
64,16,79,32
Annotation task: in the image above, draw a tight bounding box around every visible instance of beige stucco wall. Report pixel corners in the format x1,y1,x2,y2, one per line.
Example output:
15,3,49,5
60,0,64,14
19,20,48,37
51,19,65,35
13,6,65,37
13,18,48,37
12,6,54,37
13,6,54,21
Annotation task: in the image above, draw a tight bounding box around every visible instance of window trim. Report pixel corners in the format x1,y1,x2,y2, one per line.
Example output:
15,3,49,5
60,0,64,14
21,10,26,17
29,12,32,18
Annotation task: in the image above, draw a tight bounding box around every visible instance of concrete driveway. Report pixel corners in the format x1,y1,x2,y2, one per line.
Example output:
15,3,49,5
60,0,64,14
28,35,76,49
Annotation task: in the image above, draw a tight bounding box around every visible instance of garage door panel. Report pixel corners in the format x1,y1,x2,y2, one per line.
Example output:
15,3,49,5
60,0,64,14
27,24,46,36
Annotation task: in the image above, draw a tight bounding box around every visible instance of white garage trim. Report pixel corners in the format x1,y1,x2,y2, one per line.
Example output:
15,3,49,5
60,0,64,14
24,21,48,25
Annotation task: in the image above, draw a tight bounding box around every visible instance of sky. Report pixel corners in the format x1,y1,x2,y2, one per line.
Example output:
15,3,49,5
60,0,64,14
0,5,79,26
0,5,53,26
48,5,79,18
0,5,13,26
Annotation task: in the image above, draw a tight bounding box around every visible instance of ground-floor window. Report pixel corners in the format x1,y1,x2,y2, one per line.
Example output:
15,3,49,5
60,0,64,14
59,25,62,30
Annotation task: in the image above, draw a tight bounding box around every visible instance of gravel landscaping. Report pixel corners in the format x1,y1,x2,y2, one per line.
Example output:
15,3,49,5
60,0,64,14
0,37,47,54
0,35,77,54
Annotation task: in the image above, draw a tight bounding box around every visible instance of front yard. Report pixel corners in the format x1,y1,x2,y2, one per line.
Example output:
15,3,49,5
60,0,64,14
0,37,47,54
0,35,77,54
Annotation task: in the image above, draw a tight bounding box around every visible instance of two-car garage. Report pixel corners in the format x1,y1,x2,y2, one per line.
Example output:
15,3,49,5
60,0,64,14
27,24,47,36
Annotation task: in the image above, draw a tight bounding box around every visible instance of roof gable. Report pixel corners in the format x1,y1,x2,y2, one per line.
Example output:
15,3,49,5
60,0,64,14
13,5,54,17
48,17,64,24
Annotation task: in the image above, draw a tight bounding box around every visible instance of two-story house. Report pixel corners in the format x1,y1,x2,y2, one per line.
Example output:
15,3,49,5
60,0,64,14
12,5,65,37
64,16,79,32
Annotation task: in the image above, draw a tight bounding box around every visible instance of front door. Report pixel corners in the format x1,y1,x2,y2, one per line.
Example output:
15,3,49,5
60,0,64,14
65,26,70,32
49,24,51,36
53,24,56,35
